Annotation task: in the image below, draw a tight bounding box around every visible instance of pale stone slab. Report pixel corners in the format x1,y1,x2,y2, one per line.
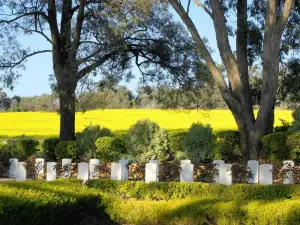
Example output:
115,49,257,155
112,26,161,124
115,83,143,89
9,158,18,178
180,163,194,182
89,159,100,179
259,164,273,184
62,158,72,178
78,162,89,182
16,162,26,181
145,163,158,182
35,158,44,178
46,162,57,181
224,164,232,185
248,160,259,184
119,159,129,181
180,160,191,166
213,160,225,184
111,163,122,180
283,160,294,184
149,160,159,181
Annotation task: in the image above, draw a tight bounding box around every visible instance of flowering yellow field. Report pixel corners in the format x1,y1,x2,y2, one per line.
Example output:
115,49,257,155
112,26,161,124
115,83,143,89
0,109,293,137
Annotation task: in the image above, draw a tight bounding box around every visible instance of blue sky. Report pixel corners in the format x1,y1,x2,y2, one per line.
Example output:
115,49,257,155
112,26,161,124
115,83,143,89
5,2,235,97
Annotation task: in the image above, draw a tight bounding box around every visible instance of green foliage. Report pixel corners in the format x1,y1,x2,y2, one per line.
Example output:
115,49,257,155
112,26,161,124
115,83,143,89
0,147,10,176
262,132,290,162
0,137,39,160
214,130,242,163
169,131,187,160
76,125,112,160
289,107,300,132
0,180,114,225
55,141,78,161
95,136,126,162
287,132,300,164
42,138,60,161
182,123,214,163
125,119,170,163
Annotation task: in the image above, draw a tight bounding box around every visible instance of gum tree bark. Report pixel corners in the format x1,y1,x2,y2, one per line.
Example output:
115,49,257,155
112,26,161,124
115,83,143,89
168,0,295,160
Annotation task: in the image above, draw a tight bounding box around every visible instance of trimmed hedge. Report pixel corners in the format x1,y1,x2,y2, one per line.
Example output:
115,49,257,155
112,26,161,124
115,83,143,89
87,179,300,201
0,180,114,225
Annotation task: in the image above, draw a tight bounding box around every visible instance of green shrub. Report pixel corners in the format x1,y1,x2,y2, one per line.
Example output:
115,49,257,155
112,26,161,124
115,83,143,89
55,141,78,161
169,131,187,160
0,180,114,225
76,125,112,160
182,123,214,163
214,130,242,163
289,107,300,132
125,119,170,163
95,136,126,162
42,138,60,161
287,132,300,164
262,132,290,162
1,137,39,160
0,148,10,176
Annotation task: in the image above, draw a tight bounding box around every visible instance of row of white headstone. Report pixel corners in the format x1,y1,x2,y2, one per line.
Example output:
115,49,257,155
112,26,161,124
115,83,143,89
8,158,295,184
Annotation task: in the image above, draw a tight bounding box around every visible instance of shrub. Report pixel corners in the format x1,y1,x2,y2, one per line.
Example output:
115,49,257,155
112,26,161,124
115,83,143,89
95,136,126,162
182,123,214,163
1,137,39,160
55,141,78,161
125,119,170,163
76,125,112,160
0,148,10,177
261,132,290,162
169,131,187,160
158,161,181,182
0,180,114,225
214,130,242,163
42,138,60,161
287,132,300,164
289,107,300,132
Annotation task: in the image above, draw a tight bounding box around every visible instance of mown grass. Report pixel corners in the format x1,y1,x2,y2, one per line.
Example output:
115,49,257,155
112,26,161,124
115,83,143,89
0,109,293,137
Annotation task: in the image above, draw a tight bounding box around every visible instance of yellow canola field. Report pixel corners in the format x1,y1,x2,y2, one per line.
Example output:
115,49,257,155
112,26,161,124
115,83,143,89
0,109,293,137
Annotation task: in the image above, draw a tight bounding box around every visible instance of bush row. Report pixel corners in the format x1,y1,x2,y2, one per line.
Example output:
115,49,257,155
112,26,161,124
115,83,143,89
0,180,114,225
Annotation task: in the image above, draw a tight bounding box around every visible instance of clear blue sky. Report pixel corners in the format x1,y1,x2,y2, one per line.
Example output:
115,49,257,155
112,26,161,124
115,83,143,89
5,2,235,97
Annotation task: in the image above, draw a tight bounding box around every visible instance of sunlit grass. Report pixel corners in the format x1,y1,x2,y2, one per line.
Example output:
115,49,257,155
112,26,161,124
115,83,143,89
0,109,293,137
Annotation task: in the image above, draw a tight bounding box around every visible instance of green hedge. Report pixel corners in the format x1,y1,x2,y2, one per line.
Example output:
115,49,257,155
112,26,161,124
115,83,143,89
87,179,300,201
0,180,114,225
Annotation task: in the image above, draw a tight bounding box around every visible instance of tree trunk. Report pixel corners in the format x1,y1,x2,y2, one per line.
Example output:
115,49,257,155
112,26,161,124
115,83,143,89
57,79,77,141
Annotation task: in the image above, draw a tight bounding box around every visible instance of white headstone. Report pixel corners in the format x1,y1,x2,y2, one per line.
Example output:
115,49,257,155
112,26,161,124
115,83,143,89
35,158,44,178
16,162,26,181
111,163,122,180
145,163,159,182
180,163,194,182
283,160,294,184
119,159,129,181
213,160,225,184
9,158,18,178
149,160,159,181
247,160,259,184
259,164,273,184
89,159,100,179
46,162,57,181
62,158,72,178
224,164,232,185
180,160,191,166
78,162,89,182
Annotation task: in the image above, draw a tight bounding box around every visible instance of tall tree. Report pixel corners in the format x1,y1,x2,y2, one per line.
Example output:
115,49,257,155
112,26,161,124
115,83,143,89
0,0,198,140
168,0,298,160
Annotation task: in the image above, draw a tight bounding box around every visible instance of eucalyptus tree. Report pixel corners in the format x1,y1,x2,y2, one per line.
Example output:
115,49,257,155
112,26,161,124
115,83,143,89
168,0,299,160
0,0,198,140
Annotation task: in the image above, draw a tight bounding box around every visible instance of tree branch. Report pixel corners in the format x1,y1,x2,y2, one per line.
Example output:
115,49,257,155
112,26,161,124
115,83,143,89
25,30,52,44
193,0,213,18
72,0,86,50
0,12,48,24
279,0,294,32
0,50,52,68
